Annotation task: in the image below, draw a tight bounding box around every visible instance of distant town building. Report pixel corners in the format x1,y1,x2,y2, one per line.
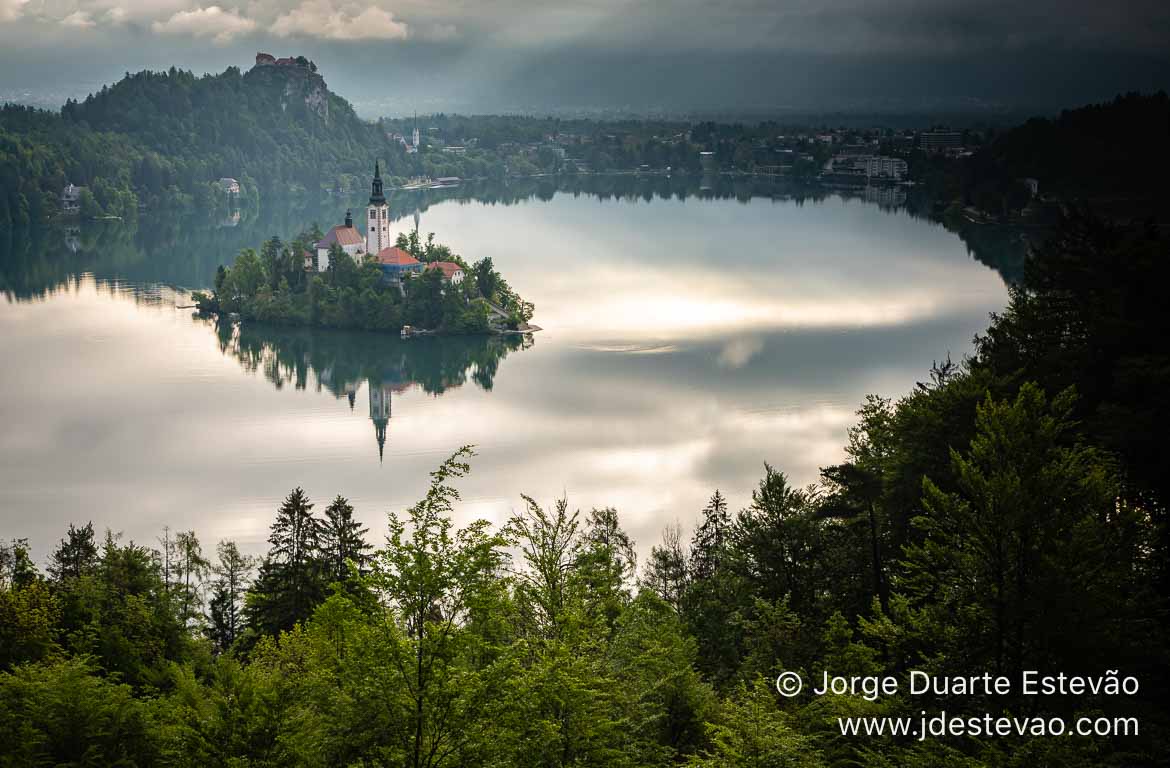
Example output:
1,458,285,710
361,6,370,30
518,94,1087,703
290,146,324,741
217,177,241,195
919,130,963,153
376,247,424,282
314,210,366,272
255,53,276,66
61,183,82,215
864,156,908,180
427,261,465,284
699,151,717,172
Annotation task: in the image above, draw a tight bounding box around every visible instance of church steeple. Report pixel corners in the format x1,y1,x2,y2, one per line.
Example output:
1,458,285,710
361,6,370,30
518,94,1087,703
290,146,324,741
369,160,385,205
366,161,390,254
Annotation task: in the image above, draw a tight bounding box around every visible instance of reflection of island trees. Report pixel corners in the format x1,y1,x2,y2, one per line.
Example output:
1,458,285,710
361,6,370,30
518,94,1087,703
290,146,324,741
205,316,533,458
0,196,349,301
383,174,840,215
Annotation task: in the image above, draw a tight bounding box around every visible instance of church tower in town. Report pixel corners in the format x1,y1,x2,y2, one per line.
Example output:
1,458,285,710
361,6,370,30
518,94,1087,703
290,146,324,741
366,161,390,255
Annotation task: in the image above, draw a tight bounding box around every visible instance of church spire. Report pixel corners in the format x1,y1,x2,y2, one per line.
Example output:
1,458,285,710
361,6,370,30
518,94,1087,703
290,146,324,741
375,419,387,463
369,160,385,205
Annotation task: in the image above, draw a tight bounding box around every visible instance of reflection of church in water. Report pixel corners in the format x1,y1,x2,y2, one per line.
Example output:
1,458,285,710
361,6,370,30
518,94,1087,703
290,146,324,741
367,379,415,461
216,317,531,463
319,363,450,462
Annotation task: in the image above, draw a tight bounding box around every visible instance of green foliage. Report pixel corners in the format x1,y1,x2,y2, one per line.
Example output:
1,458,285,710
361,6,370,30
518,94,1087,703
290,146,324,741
246,488,327,638
0,658,162,766
0,60,409,227
204,228,527,335
367,446,513,768
0,579,60,670
207,541,255,654
688,677,823,768
904,384,1136,678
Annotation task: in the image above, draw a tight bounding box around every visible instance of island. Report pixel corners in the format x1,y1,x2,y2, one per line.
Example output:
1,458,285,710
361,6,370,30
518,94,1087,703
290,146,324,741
194,163,534,336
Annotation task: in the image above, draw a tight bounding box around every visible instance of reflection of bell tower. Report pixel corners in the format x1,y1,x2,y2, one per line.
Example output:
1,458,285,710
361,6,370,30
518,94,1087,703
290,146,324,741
368,380,392,462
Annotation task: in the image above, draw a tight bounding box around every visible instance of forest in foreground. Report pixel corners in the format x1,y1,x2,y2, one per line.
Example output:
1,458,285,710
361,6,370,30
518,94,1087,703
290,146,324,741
1,210,1168,767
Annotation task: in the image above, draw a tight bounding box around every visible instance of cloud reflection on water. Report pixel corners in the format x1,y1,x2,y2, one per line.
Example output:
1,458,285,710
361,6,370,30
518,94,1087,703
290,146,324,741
0,191,1006,561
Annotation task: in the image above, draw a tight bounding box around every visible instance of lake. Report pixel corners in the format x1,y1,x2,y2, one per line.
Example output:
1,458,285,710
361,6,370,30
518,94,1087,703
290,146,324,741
0,178,1008,559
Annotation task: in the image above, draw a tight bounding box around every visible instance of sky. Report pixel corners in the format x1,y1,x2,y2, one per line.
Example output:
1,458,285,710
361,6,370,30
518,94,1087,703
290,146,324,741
1,0,1168,116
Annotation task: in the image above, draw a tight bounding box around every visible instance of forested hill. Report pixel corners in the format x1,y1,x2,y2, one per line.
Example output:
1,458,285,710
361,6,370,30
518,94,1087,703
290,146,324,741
920,91,1170,219
62,62,398,193
985,91,1169,202
0,58,404,228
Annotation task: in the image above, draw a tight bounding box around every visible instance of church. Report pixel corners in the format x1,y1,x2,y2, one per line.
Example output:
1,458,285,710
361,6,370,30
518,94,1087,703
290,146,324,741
311,163,422,280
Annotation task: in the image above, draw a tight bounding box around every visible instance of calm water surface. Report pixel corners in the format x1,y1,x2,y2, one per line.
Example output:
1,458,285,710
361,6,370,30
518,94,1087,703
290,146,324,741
0,183,1007,558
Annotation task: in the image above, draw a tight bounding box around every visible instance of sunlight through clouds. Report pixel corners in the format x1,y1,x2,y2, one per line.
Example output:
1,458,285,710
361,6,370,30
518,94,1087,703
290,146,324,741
152,6,256,44
271,0,409,41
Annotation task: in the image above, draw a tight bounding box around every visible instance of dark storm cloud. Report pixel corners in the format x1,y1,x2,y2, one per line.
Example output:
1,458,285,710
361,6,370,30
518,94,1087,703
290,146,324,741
1,0,1167,112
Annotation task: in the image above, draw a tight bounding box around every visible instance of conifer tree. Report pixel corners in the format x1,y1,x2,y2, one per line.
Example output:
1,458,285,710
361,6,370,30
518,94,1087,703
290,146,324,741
247,487,326,636
319,495,371,586
48,522,99,582
689,491,730,580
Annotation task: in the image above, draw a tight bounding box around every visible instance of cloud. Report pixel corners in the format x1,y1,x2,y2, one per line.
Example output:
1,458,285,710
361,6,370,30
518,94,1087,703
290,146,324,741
60,10,95,27
151,6,257,44
271,0,408,41
717,338,764,370
0,0,28,22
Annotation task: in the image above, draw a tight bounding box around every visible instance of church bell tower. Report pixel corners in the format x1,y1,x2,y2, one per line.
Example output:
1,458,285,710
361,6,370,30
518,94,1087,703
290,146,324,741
366,161,390,255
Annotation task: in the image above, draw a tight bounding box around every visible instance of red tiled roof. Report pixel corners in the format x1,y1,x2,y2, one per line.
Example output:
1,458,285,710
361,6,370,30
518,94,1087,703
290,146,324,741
427,261,463,279
377,247,421,266
316,225,364,248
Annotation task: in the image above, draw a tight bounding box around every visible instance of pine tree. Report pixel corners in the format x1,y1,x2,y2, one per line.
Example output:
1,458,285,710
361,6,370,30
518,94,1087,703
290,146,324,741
577,506,637,627
689,491,730,580
319,495,372,586
685,491,743,686
48,522,99,582
247,487,326,636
